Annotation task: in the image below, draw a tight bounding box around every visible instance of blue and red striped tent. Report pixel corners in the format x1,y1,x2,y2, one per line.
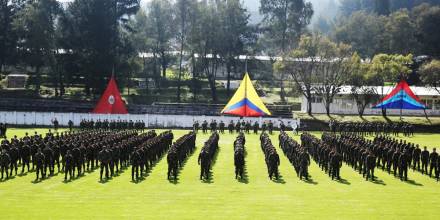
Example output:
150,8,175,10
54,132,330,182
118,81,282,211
373,80,426,110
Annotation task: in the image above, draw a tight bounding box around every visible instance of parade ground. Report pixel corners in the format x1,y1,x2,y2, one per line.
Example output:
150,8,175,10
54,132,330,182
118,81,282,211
0,128,438,219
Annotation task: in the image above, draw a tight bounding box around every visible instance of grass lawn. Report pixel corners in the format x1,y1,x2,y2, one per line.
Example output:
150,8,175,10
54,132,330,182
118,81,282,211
1,128,440,219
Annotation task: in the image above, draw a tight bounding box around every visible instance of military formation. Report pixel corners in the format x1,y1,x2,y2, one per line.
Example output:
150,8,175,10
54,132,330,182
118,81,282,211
372,135,439,180
130,131,174,182
80,119,146,131
167,132,196,180
329,121,415,137
301,133,345,181
193,119,296,135
279,131,310,180
233,132,246,179
198,132,219,180
1,120,439,184
0,130,137,181
260,132,280,180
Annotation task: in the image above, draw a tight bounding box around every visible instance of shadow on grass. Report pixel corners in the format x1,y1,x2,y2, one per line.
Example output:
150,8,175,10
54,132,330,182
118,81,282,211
405,179,423,186
370,178,386,186
335,177,350,185
302,175,318,185
169,146,197,185
271,173,286,184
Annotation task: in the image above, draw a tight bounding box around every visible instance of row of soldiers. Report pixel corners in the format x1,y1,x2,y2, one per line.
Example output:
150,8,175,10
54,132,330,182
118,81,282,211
0,130,139,181
198,132,219,180
372,135,439,180
130,131,174,182
194,120,278,135
279,131,310,180
322,133,408,181
0,123,7,138
301,133,345,181
80,119,146,131
329,121,415,137
167,132,197,181
233,133,246,179
260,132,280,180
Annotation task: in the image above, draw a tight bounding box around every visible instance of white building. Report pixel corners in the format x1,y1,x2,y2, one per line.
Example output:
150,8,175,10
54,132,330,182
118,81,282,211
301,85,440,116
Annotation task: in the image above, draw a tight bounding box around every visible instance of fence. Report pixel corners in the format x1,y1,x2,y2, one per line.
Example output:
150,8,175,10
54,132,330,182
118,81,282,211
0,111,300,129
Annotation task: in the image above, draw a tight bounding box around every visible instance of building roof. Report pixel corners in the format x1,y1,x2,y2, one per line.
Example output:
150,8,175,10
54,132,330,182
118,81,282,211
6,74,28,77
331,85,440,97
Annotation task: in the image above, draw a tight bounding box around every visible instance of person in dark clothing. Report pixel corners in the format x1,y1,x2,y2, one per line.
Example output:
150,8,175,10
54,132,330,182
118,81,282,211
421,146,430,174
21,143,31,174
68,120,74,132
412,145,421,171
429,148,438,178
34,148,45,181
64,150,74,181
0,150,10,179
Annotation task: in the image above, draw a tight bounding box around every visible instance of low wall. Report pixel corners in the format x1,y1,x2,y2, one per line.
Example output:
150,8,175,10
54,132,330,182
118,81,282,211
0,111,299,129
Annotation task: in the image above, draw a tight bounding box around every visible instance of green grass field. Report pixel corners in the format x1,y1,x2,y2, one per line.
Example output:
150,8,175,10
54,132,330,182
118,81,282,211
1,128,440,219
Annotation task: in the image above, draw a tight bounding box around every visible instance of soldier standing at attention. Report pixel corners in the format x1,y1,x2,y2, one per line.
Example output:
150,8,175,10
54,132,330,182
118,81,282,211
64,150,74,181
228,121,234,134
202,120,208,134
268,120,274,135
193,121,199,133
34,148,45,181
421,146,430,175
412,145,421,171
429,148,438,178
219,121,225,133
68,120,74,132
262,121,267,133
0,150,10,179
253,121,259,134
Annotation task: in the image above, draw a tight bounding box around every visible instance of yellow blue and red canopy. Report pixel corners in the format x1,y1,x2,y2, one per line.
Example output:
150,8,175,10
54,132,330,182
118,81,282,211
221,73,271,117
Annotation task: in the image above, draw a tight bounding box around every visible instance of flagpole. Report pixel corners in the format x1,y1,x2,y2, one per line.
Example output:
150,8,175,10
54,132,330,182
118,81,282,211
400,81,403,120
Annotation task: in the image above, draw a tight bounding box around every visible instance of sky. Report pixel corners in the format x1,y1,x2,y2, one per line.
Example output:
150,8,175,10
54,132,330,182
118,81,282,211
58,0,340,25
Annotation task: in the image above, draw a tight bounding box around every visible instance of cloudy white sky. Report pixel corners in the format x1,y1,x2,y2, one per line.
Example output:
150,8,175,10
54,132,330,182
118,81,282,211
58,0,339,25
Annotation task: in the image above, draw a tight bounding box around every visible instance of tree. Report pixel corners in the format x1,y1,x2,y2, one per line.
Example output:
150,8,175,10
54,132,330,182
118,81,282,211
368,53,413,116
347,53,377,117
419,59,440,94
334,11,387,58
277,34,352,115
60,0,140,96
412,4,440,57
0,0,25,72
311,37,353,116
219,0,251,97
14,0,61,94
386,9,417,55
260,0,314,102
146,0,175,81
175,0,192,102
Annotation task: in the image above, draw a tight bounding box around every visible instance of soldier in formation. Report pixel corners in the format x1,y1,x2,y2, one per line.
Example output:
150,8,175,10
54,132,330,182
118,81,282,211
279,131,310,180
329,120,415,137
167,132,196,180
260,132,280,180
234,132,246,179
198,132,219,180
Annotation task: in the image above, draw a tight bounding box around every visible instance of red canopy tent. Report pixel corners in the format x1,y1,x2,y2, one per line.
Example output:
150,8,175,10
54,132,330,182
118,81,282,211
92,75,128,114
